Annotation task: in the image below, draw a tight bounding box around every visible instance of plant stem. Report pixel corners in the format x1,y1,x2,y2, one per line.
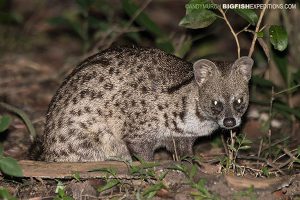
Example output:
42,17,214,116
274,84,300,96
217,7,240,58
248,0,271,57
268,86,274,157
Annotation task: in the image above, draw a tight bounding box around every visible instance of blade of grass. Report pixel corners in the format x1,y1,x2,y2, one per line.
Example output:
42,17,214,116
0,102,36,141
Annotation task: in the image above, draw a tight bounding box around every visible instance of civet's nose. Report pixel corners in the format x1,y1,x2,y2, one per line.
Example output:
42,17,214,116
223,118,236,128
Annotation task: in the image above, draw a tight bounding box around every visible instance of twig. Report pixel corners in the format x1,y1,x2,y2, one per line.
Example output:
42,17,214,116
171,135,179,162
221,134,229,156
217,7,240,58
274,84,300,96
267,86,275,155
257,138,264,158
236,24,251,36
248,0,271,57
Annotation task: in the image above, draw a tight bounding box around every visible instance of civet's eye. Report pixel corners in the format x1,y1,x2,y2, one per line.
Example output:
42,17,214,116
211,100,223,114
233,97,244,112
235,98,243,105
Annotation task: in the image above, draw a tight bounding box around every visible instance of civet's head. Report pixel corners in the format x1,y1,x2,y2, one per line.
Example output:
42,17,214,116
193,57,253,129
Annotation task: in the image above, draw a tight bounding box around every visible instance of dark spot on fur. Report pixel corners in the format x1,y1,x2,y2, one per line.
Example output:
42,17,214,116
60,150,68,156
172,112,178,117
84,106,91,113
158,105,163,110
58,135,66,142
164,113,169,128
152,58,158,65
98,58,110,66
135,112,140,117
99,76,104,82
179,112,185,121
57,120,62,129
130,83,138,89
80,140,93,149
109,67,114,75
80,90,89,98
149,73,155,79
118,60,124,66
80,122,88,129
172,120,183,132
141,86,147,94
195,102,204,120
67,143,75,153
68,129,76,136
82,74,93,82
104,82,113,90
167,76,194,93
72,97,78,105
93,135,100,143
141,100,145,105
89,90,97,99
97,91,103,99
97,109,102,116
131,100,136,107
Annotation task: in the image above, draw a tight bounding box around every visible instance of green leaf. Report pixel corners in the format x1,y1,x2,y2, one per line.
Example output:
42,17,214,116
269,25,288,51
0,12,23,24
227,144,236,152
75,0,95,9
261,167,269,177
72,172,81,181
239,145,251,150
155,37,174,53
0,187,17,200
97,179,120,193
272,51,288,82
234,9,258,25
252,75,274,88
293,70,300,83
88,16,108,30
175,36,192,58
122,0,174,52
273,102,300,119
0,115,11,132
257,31,264,38
48,16,85,40
88,167,117,176
179,9,217,29
122,0,162,37
242,138,253,144
0,144,3,156
189,164,197,178
143,182,165,199
0,157,23,177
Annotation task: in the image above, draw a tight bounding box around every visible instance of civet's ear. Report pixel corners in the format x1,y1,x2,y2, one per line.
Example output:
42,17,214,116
233,56,254,81
193,59,218,87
